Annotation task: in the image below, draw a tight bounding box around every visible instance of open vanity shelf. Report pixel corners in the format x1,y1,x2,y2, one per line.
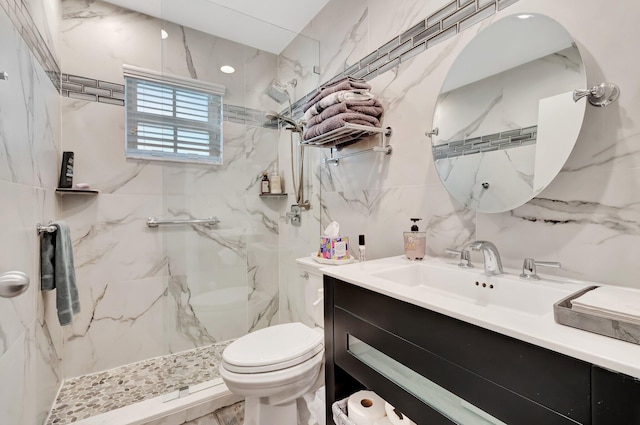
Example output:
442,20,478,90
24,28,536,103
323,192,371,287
300,123,392,165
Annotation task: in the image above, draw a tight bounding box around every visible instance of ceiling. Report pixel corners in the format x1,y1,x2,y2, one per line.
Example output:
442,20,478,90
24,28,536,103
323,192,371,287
102,0,329,54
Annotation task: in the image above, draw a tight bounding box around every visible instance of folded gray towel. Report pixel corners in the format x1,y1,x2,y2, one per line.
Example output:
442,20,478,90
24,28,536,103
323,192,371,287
40,221,80,326
303,79,372,112
303,112,381,141
306,100,384,128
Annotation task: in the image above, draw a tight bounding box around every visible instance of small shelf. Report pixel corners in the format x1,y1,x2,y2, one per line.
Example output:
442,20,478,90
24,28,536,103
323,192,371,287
56,188,99,196
259,193,287,198
300,122,390,149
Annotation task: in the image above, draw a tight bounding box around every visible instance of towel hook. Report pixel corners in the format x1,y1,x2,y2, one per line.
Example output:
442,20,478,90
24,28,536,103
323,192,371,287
0,71,7,81
425,128,439,138
573,82,620,107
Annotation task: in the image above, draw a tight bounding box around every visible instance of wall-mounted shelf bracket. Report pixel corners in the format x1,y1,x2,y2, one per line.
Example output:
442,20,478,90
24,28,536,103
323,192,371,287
425,127,439,138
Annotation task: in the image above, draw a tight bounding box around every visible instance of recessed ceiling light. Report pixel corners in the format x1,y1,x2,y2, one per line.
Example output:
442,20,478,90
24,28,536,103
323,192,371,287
161,29,168,39
517,14,533,19
220,65,235,74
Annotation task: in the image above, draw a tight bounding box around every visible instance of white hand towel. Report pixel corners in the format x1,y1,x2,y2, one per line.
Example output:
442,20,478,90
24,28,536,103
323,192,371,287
571,286,640,325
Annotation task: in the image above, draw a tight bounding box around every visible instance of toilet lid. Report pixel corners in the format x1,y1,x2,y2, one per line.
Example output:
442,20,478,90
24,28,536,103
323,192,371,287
222,323,323,373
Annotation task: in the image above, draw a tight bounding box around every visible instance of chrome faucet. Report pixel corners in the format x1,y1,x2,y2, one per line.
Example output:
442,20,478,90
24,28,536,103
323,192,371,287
466,240,503,275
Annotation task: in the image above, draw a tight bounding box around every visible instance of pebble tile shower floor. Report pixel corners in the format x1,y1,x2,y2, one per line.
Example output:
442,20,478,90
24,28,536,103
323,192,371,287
47,341,232,424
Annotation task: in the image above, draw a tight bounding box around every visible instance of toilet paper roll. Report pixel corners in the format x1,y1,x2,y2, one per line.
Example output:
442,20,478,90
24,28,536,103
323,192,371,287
347,390,386,425
384,402,417,425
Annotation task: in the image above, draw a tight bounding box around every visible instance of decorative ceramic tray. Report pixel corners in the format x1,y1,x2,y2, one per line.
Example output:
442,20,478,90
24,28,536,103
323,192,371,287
554,286,640,345
311,253,355,265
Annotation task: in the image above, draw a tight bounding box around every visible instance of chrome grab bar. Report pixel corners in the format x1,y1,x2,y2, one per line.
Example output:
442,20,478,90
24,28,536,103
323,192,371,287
146,216,220,228
0,271,30,298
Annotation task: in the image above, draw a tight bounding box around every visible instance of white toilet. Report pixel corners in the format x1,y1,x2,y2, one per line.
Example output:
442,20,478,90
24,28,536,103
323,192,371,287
219,257,326,425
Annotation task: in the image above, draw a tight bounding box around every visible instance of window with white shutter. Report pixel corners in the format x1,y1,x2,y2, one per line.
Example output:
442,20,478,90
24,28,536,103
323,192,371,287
124,65,225,164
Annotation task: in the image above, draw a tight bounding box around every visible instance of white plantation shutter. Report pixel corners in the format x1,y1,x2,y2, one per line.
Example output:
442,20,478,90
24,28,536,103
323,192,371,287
123,65,225,164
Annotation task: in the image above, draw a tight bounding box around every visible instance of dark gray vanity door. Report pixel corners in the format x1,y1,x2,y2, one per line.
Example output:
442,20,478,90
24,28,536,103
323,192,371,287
592,365,640,424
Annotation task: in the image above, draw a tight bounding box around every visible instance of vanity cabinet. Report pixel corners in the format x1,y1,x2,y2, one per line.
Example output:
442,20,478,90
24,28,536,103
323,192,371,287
592,366,640,424
324,276,640,425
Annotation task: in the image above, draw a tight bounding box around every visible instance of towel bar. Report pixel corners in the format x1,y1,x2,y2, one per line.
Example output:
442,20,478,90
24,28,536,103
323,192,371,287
37,223,57,234
146,216,220,228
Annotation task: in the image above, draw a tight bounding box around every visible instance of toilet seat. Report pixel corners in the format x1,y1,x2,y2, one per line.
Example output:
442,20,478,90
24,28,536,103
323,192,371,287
222,322,324,374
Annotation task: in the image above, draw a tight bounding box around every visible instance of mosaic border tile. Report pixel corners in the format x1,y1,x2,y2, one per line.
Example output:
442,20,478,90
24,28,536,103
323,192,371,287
62,73,125,106
289,0,519,118
61,72,274,128
2,0,519,116
432,125,537,160
46,341,232,425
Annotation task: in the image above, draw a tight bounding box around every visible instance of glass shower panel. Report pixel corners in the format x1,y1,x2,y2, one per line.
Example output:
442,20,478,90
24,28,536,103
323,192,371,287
157,0,320,394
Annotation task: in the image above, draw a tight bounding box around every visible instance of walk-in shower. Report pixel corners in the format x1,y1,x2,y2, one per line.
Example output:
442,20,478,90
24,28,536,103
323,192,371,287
6,0,321,422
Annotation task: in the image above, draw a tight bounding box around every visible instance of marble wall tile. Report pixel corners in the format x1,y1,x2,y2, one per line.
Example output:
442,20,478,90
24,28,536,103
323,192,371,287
0,6,59,189
471,0,640,288
244,46,280,111
0,332,36,425
160,124,278,197
60,95,164,196
36,291,63,424
62,276,166,378
277,130,322,325
59,194,165,284
246,226,280,332
303,0,640,295
301,0,370,82
278,34,321,105
35,187,63,424
0,182,38,357
23,0,60,59
58,0,289,377
160,19,258,109
61,0,162,81
320,184,475,261
367,0,439,51
0,1,61,422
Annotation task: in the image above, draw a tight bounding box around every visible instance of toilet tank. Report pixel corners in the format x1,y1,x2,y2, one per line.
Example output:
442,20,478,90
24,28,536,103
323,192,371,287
296,257,326,328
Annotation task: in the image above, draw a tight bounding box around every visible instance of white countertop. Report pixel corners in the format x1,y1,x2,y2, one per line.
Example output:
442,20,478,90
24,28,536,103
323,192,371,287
320,255,640,379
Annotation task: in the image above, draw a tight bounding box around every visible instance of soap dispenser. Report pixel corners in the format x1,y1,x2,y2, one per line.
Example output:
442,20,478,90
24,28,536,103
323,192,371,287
404,218,426,260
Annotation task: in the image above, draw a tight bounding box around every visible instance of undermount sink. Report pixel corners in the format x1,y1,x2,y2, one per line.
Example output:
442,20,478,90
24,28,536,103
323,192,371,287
369,260,585,317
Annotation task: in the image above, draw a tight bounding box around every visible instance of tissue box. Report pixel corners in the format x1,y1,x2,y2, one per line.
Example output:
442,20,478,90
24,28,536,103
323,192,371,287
320,236,349,260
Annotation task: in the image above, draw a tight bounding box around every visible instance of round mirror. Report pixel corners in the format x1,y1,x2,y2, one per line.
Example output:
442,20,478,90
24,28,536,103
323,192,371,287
432,13,586,213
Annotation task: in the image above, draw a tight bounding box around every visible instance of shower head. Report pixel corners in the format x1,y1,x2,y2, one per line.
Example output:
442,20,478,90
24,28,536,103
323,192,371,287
265,111,302,133
265,79,298,104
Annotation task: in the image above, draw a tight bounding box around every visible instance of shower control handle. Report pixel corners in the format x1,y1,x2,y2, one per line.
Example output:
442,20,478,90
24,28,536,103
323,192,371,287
285,205,302,226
